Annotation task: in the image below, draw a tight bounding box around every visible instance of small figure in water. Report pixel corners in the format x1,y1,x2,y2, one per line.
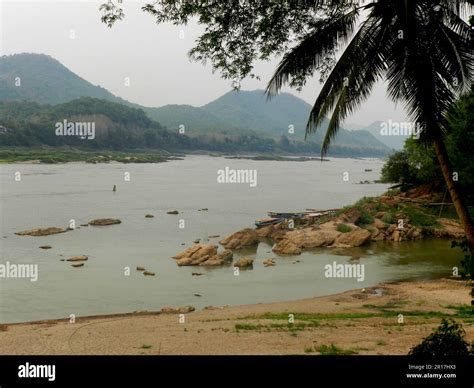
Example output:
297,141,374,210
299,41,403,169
113,185,116,192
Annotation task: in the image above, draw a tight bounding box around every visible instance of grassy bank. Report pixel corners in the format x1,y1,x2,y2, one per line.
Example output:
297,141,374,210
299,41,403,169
0,279,471,355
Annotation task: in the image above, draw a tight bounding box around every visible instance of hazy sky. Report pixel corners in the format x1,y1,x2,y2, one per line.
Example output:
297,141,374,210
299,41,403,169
1,0,408,126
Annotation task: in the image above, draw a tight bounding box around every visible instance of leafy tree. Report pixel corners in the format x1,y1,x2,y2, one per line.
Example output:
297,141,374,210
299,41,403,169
100,0,474,256
380,150,414,184
381,91,474,205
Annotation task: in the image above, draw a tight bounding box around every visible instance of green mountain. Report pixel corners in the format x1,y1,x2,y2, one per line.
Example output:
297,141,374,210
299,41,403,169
149,90,390,151
0,53,127,105
144,104,243,134
0,97,389,157
0,53,389,155
204,90,310,135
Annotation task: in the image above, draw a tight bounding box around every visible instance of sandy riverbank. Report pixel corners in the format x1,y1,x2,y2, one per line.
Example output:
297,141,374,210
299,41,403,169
0,278,472,355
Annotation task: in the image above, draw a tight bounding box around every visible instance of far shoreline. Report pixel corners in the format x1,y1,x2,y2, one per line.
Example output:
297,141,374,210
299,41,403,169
0,147,388,164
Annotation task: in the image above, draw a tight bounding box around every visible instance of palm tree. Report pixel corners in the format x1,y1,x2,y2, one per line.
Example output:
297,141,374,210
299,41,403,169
267,0,474,256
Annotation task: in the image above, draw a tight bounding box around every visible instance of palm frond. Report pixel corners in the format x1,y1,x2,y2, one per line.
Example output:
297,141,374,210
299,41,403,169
265,5,363,97
306,4,391,148
320,16,389,154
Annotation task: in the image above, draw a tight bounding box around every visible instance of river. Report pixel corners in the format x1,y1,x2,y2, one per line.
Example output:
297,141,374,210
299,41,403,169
0,156,461,323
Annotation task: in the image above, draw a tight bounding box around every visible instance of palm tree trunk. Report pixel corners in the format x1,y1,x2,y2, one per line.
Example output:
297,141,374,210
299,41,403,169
432,135,474,254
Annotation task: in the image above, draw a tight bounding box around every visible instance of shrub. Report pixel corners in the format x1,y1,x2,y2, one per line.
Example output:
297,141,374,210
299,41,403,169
337,224,352,233
409,319,471,356
451,238,474,280
382,213,395,224
357,211,374,226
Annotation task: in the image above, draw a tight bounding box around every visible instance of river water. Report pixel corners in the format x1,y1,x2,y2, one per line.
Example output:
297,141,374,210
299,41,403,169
0,156,461,323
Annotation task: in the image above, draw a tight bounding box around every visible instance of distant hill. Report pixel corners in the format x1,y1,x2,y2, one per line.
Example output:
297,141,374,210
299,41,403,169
0,53,131,105
144,104,244,134
0,97,168,149
346,121,409,150
204,90,310,135
149,90,390,151
0,97,388,157
0,53,390,156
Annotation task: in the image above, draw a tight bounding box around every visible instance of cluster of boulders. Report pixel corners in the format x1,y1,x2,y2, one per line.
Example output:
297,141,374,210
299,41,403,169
172,244,234,266
171,243,257,268
266,221,371,253
171,203,465,261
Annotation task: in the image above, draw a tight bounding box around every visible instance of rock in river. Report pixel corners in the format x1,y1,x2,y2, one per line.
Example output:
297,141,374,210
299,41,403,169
283,226,339,248
39,245,52,249
263,258,276,267
88,218,121,226
219,228,258,249
200,249,233,266
272,239,302,255
66,255,88,262
160,306,195,314
234,257,254,268
15,227,68,237
332,228,371,247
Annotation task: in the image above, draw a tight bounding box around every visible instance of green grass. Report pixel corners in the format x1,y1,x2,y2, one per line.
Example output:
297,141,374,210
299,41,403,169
402,206,440,228
363,300,410,310
254,312,381,321
246,306,473,323
355,197,374,209
374,202,390,212
445,305,474,317
315,344,359,355
235,323,265,331
337,223,353,233
235,321,320,332
304,347,314,353
141,344,152,349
